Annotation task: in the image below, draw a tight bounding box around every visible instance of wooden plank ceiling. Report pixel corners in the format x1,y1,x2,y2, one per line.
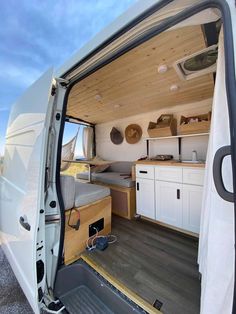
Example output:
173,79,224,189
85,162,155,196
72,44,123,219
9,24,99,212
67,25,214,124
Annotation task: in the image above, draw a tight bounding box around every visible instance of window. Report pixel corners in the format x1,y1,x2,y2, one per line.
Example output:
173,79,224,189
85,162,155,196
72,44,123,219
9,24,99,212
63,122,84,159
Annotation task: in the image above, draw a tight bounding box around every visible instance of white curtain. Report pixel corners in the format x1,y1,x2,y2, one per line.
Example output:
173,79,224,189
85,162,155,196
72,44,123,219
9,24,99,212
83,126,94,160
198,29,234,314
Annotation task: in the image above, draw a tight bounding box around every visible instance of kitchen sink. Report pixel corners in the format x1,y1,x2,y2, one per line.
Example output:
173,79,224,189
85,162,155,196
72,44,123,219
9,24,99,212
180,160,205,164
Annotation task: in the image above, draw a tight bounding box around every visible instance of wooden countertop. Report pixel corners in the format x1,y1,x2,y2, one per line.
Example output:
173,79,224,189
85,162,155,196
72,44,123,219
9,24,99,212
135,160,205,168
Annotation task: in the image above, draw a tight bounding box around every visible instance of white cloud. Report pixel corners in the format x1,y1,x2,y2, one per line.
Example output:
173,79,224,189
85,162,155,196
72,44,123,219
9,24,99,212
0,62,42,88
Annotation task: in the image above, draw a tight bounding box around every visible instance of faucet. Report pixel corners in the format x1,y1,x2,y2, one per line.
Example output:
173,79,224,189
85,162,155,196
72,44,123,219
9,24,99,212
192,150,198,162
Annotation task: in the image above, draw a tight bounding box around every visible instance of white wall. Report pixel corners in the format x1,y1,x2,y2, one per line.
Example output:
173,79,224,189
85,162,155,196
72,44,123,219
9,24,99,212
96,99,212,162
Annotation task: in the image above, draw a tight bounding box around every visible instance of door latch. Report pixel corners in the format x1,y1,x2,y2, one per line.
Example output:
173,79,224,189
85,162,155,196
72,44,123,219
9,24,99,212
19,216,31,231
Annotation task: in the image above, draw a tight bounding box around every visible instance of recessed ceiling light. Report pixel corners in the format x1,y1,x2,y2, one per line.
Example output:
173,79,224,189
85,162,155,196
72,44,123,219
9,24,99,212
170,84,179,92
95,94,102,101
157,64,168,74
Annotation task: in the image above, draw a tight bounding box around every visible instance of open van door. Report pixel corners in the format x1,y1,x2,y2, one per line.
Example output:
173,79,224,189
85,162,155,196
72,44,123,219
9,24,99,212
0,68,55,313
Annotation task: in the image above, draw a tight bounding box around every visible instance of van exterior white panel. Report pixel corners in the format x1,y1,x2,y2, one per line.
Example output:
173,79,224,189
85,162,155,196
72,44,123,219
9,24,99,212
0,68,54,314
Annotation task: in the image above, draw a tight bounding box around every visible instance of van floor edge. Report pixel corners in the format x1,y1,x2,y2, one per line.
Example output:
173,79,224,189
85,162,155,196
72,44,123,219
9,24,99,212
60,285,113,314
83,215,200,314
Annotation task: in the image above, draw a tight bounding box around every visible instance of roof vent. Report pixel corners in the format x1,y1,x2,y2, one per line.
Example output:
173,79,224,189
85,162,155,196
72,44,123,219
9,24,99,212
173,44,218,80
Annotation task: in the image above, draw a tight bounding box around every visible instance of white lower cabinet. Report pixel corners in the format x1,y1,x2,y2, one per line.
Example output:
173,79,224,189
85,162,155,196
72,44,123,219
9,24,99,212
182,184,203,233
136,165,204,234
136,178,155,219
155,181,182,228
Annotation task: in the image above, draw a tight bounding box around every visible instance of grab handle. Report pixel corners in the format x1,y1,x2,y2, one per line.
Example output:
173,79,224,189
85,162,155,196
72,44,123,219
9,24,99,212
213,145,234,203
19,216,31,231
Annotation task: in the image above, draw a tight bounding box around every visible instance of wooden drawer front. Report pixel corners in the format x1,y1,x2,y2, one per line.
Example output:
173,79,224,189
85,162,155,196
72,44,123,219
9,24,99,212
136,165,154,180
183,168,205,186
155,166,182,183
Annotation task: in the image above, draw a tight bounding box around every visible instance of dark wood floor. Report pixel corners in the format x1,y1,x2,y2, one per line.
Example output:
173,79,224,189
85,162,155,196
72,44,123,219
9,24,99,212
84,216,200,314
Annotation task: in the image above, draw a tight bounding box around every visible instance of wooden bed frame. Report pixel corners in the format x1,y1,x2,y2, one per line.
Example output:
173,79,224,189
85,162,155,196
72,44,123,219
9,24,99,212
64,196,112,265
94,182,136,220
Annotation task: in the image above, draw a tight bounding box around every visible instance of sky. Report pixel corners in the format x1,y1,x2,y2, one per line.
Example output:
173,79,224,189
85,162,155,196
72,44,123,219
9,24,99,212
0,0,136,156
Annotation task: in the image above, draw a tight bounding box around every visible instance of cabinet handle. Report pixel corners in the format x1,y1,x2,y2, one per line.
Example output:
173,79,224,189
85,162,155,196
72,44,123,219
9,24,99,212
139,170,148,174
177,189,180,199
137,182,139,191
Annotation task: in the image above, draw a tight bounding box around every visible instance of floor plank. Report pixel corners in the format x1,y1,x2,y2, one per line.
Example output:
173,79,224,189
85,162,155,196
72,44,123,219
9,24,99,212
84,216,200,314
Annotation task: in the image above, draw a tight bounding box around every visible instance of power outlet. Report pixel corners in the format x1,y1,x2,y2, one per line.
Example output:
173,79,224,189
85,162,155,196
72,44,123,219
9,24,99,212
89,218,104,237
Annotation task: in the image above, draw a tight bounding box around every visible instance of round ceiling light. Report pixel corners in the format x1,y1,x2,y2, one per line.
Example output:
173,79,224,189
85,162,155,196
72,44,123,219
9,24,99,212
170,84,179,92
95,94,102,101
157,64,168,74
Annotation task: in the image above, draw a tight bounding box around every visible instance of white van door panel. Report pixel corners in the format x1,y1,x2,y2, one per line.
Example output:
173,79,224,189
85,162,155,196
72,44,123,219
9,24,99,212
0,68,55,314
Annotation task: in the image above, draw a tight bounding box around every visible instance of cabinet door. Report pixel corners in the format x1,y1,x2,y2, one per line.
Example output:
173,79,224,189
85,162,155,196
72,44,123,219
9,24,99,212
136,179,155,219
182,184,203,233
155,181,182,228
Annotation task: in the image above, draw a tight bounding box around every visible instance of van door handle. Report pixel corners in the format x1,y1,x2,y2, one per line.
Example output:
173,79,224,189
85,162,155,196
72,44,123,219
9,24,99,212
139,171,148,174
177,189,180,199
213,145,234,202
19,216,31,231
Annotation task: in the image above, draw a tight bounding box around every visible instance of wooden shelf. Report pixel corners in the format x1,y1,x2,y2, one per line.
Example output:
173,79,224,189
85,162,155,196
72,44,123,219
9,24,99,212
145,132,209,141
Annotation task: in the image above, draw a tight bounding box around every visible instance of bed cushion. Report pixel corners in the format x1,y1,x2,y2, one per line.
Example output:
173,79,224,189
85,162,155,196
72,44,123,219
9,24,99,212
74,181,110,207
76,171,90,180
76,172,134,188
107,161,133,173
95,172,134,188
60,175,75,210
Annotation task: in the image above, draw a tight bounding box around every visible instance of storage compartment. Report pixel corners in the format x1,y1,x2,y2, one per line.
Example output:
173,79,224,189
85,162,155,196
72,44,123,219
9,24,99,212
155,180,182,228
110,186,136,220
147,114,177,138
55,260,145,314
64,196,111,265
136,178,155,219
182,184,203,233
155,166,182,183
179,112,211,135
136,165,155,179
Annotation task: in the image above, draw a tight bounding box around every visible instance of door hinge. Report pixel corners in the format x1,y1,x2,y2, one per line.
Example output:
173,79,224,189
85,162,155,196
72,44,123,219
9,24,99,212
45,214,60,224
41,296,65,314
55,77,69,87
51,85,57,96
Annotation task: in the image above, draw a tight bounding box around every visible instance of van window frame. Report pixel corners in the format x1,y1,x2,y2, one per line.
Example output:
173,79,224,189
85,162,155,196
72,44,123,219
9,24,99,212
55,0,236,310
